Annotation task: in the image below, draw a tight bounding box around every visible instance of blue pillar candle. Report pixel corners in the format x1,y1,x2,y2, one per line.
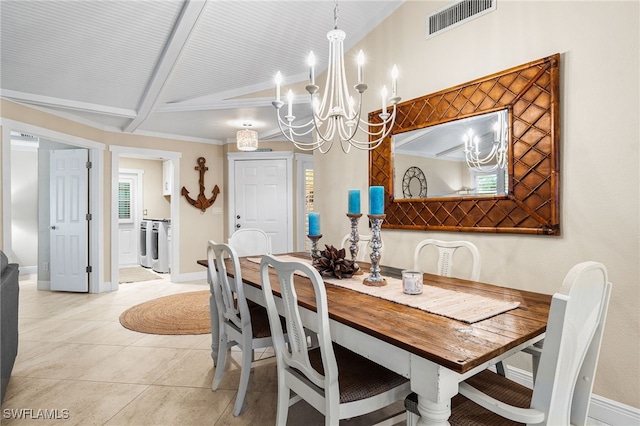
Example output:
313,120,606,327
348,189,361,214
308,212,321,236
369,186,385,215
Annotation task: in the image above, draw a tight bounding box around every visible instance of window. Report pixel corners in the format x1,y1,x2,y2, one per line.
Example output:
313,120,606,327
118,182,132,221
473,168,508,195
304,168,314,251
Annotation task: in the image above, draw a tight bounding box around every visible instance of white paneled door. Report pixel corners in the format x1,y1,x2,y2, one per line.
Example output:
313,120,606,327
118,170,142,267
50,149,89,292
233,159,289,253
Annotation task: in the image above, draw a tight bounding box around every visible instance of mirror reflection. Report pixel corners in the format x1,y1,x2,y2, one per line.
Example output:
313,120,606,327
393,109,509,199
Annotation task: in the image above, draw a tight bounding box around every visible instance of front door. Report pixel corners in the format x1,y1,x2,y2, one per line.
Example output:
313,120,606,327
50,149,89,292
234,159,289,253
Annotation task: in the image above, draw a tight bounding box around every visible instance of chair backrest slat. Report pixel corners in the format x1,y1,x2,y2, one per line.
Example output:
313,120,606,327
260,255,337,390
207,242,251,331
413,239,481,281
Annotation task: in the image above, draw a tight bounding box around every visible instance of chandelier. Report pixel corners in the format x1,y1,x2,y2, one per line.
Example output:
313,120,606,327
272,0,400,153
463,110,508,172
236,124,258,151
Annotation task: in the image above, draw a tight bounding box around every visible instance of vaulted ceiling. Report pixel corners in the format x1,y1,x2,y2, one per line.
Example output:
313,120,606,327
1,0,404,145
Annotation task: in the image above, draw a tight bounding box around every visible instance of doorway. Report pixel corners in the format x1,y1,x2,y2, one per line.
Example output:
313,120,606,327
1,120,103,293
110,146,180,289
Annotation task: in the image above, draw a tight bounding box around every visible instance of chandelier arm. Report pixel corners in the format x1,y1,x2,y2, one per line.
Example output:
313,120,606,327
275,109,318,132
339,138,353,154
355,107,397,137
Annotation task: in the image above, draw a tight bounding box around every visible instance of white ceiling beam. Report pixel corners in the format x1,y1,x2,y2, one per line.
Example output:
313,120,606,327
1,89,137,118
124,0,208,133
157,71,311,112
157,94,311,113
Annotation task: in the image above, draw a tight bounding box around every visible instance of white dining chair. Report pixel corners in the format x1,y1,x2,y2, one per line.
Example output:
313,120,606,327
259,254,411,426
413,238,481,281
340,233,383,263
405,261,612,426
206,241,276,416
228,228,272,257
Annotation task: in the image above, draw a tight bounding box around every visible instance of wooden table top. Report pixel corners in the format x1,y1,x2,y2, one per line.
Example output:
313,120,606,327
199,253,551,374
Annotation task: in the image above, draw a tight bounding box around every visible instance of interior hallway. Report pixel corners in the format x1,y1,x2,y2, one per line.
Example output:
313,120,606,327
1,274,403,425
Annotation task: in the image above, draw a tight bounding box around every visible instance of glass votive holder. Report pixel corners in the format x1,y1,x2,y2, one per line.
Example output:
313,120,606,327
402,270,423,295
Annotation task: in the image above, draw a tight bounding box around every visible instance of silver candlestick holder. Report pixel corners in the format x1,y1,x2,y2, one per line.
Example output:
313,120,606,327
363,214,387,286
346,213,363,275
308,234,322,262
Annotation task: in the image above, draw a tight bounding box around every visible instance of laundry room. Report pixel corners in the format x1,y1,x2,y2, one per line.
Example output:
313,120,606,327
118,156,171,274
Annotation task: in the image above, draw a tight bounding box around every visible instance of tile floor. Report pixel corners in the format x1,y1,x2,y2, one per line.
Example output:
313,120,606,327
2,274,403,425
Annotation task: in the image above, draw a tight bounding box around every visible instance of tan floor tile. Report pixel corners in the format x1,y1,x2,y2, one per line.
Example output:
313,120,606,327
129,332,209,349
66,321,146,346
154,349,214,388
79,346,190,384
11,343,125,380
104,385,234,426
18,319,111,343
1,376,148,426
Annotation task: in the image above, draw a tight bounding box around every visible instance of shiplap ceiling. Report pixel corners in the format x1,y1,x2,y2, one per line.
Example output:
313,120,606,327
1,0,403,144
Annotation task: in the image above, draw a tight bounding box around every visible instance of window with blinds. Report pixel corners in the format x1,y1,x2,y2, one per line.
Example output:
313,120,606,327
118,182,132,221
304,168,314,251
474,169,508,195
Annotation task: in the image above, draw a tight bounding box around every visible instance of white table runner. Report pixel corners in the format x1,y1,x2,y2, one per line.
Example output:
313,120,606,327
249,255,520,324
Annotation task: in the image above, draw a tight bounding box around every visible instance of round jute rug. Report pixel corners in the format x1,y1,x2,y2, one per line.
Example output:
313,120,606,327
119,290,211,335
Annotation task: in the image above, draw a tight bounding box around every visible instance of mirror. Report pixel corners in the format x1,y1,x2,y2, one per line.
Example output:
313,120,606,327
369,54,560,235
394,109,509,199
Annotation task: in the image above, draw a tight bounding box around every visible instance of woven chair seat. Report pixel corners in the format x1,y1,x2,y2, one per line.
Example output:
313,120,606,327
405,369,532,425
305,344,409,404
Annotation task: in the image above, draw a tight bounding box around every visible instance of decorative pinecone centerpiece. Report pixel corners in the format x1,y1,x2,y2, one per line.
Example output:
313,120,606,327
313,245,356,279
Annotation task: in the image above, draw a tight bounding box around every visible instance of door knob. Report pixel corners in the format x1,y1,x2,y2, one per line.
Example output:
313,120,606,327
50,226,57,230
236,215,241,219
236,223,241,229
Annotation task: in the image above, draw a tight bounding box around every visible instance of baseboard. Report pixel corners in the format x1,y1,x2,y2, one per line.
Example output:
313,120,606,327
18,265,37,275
507,365,640,425
173,270,207,283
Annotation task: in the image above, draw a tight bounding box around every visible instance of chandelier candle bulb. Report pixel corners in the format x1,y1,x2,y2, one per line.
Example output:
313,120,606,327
287,90,293,117
348,189,361,214
369,186,384,215
308,212,321,236
357,50,364,84
275,72,282,103
308,52,315,85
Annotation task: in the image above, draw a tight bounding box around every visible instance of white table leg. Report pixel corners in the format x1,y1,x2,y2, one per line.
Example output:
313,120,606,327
410,355,459,426
416,397,451,426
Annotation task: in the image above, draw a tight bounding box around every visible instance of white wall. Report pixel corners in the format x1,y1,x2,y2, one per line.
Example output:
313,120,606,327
314,0,639,409
10,145,38,269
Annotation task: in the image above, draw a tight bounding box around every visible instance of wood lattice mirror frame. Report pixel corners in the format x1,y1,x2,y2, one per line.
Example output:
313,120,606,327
369,54,560,235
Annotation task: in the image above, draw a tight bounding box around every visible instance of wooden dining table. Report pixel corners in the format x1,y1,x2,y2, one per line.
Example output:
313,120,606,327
200,253,551,425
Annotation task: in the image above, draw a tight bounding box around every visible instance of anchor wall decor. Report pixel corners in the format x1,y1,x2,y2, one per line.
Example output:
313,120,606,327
181,157,220,212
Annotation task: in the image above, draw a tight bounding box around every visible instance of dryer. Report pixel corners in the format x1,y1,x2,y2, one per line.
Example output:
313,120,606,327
139,220,153,268
151,219,170,273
